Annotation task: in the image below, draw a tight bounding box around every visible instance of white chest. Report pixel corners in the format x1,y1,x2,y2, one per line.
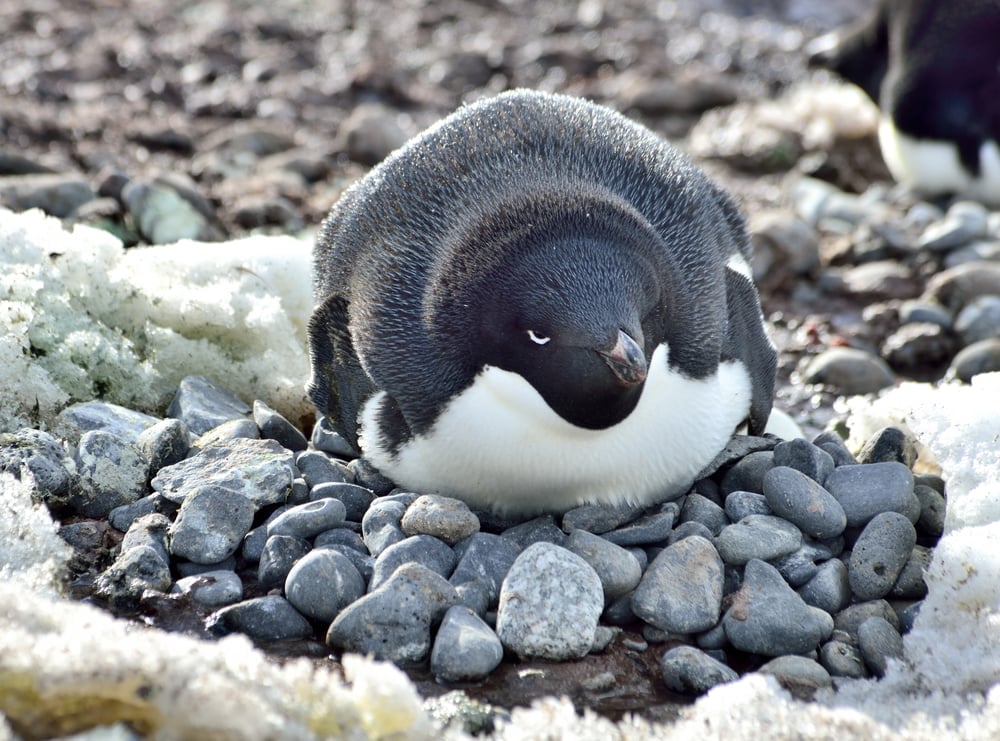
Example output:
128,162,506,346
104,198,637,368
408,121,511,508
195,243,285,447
358,345,752,515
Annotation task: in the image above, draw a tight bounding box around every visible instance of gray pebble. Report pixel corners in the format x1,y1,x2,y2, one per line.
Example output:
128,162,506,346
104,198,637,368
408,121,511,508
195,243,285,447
856,427,917,467
722,559,833,656
602,504,679,546
762,466,846,540
695,435,776,481
947,337,1000,381
310,481,374,521
812,431,858,467
719,450,774,495
849,512,917,600
172,570,243,607
401,494,480,545
95,544,172,608
0,428,73,506
496,542,603,660
242,524,269,563
914,484,946,537
310,416,357,458
714,515,802,565
834,600,900,640
724,490,771,521
152,438,295,509
361,498,408,556
122,512,172,565
252,399,308,452
296,450,351,487
890,545,931,599
632,535,723,634
819,640,867,678
695,622,728,651
109,494,164,532
667,521,715,545
561,501,645,534
56,400,159,443
945,239,1000,268
267,498,346,540
660,645,738,695
190,418,260,453
772,438,835,485
317,543,374,586
801,347,895,395
798,558,852,614
431,606,504,683
166,375,251,436
770,540,833,587
455,580,491,617
327,562,459,664
857,616,904,678
72,431,149,517
954,296,1000,346
0,172,95,217
924,260,1000,312
680,493,728,536
757,655,832,699
602,592,637,625
917,200,989,251
314,527,367,553
566,530,642,602
258,534,311,588
348,458,396,495
899,299,952,329
285,548,365,622
370,534,457,591
168,485,255,564
135,417,190,471
502,515,567,548
289,477,310,505
208,595,313,642
175,555,237,577
825,461,915,528
590,626,618,653
450,533,523,607
898,601,922,634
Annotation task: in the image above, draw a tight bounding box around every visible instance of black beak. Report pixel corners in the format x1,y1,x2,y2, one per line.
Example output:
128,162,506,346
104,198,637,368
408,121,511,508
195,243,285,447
597,329,647,386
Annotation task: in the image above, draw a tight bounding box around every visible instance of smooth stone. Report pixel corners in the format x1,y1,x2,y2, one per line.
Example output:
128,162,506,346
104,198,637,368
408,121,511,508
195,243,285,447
882,322,957,372
812,430,858,467
166,375,251,436
502,516,567,549
857,616,904,678
890,545,931,599
714,515,802,565
455,580,492,617
175,555,237,578
590,626,619,653
835,260,920,300
719,451,775,495
801,347,895,395
316,543,374,586
914,484,946,537
401,494,481,545
819,640,868,678
0,172,95,216
310,481,374,521
566,530,642,603
632,535,723,634
71,431,149,517
296,451,352,489
848,512,917,600
121,513,171,565
825,462,915,528
667,520,715,545
798,558,852,614
122,176,221,244
834,600,900,640
722,559,833,656
899,299,953,329
603,592,638,626
171,570,243,607
602,504,679,546
267,498,346,540
762,466,846,540
208,595,312,642
310,416,357,458
430,606,504,683
257,534,311,588
898,601,923,634
108,494,164,532
695,623,728,651
695,435,776,480
152,438,295,509
135,417,190,472
561,501,645,535
289,477,310,505
945,240,1000,268
253,399,308,452
772,439,835,485
660,646,738,695
241,524,269,563
190,418,260,451
348,458,396,495
770,541,833,588
168,485,255,564
924,260,1000,312
947,338,1000,381
679,493,728,536
369,534,457,591
285,548,365,622
327,563,459,664
95,545,172,608
449,533,523,607
917,201,989,251
496,543,603,660
724,490,771,521
56,400,159,442
954,295,1000,346
757,655,832,699
361,499,408,556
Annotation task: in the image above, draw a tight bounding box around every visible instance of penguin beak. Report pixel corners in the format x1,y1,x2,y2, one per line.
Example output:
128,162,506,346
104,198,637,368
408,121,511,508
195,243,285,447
598,330,647,386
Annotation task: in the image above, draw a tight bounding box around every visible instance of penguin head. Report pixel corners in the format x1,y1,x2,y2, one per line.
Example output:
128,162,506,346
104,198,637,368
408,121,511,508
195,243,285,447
479,235,661,430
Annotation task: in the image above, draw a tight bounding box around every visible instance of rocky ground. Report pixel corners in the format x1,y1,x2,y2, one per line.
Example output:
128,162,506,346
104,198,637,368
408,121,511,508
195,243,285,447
3,0,1000,730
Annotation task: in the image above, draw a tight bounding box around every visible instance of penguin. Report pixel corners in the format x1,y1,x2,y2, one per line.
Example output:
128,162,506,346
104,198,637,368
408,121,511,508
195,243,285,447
810,0,1000,205
308,89,777,515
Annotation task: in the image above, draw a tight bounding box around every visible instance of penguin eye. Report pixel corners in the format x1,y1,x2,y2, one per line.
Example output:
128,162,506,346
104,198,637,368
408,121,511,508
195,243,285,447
526,329,551,346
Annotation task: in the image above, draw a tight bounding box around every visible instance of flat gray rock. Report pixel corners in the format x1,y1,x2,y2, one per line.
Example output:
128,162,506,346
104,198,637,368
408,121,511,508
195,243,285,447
361,499,409,556
267,498,346,540
369,534,457,591
172,569,243,607
253,399,308,452
858,616,904,678
95,545,172,609
0,428,74,506
295,450,352,487
310,481,374,521
166,375,251,436
258,534,311,588
57,400,159,442
430,605,504,683
401,494,481,545
449,532,522,607
208,595,313,642
135,417,190,472
632,535,723,634
168,485,255,564
798,558,851,615
771,438,835,485
825,461,915,528
762,466,846,540
660,645,737,695
819,640,867,678
714,515,802,565
72,430,149,517
757,655,832,699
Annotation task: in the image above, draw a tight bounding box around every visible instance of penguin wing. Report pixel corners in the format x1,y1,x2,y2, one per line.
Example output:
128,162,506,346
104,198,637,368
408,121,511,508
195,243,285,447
723,267,777,435
306,293,375,450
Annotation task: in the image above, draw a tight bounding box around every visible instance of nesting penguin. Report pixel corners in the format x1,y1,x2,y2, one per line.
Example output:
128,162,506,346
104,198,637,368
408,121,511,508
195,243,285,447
811,0,1000,205
308,89,777,514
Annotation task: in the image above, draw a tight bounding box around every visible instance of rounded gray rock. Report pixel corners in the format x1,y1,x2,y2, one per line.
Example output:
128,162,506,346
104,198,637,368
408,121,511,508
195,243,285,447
267,498,346,540
166,375,251,437
762,466,846,540
819,639,868,678
172,569,243,607
914,484,946,537
496,542,603,660
449,532,522,606
96,545,172,608
135,417,190,472
771,540,833,587
757,655,832,699
714,515,802,565
361,498,408,556
565,529,642,602
168,485,254,564
856,427,918,467
296,450,351,487
801,347,895,395
632,535,723,634
122,512,172,565
849,511,917,600
369,534,457,591
954,295,1000,346
208,595,312,642
72,431,149,517
56,400,159,443
430,605,504,683
660,645,737,695
253,399,308,452
772,438,835,485
285,548,365,622
948,337,1000,381
310,416,357,457
724,490,771,522
561,501,645,535
834,599,899,640
667,520,715,545
858,616,904,678
401,494,481,545
310,481,374,521
258,534,311,588
798,558,851,614
719,450,775,495
679,493,728,536
190,418,260,452
602,506,678,546
825,461,915,528
502,515,567,549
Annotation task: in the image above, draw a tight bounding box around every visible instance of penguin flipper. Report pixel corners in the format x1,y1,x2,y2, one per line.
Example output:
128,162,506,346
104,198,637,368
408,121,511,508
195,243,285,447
307,294,374,450
723,268,777,435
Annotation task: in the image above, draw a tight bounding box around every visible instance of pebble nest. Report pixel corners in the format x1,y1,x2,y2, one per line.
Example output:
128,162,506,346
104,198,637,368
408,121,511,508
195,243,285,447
3,373,945,713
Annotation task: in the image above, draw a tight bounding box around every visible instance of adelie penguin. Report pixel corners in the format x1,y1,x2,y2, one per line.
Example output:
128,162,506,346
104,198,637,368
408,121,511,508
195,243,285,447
811,0,1000,205
308,89,778,515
